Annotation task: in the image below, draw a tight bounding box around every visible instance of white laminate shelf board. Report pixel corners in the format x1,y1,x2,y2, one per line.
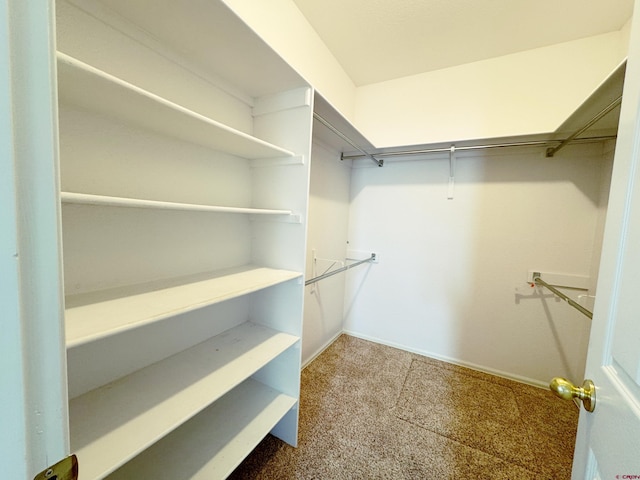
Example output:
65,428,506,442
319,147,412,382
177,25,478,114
56,52,296,160
61,192,294,216
106,378,297,480
70,322,299,480
65,266,302,347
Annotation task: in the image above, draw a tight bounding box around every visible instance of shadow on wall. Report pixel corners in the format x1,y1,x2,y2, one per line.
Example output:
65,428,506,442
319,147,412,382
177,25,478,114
349,144,603,205
515,287,591,382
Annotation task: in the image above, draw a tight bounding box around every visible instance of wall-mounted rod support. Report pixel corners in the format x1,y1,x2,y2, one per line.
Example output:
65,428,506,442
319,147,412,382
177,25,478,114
447,145,456,200
545,95,622,158
305,253,376,286
533,273,593,319
313,112,383,167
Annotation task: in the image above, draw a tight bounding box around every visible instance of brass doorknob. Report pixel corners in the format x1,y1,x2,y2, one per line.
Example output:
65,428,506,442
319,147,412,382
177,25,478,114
549,377,596,412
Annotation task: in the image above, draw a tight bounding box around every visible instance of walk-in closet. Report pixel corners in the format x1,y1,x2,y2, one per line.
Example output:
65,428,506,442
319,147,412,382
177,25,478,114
306,65,623,386
4,0,640,478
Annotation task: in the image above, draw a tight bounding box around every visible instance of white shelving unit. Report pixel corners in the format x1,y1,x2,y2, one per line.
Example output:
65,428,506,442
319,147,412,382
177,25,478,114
55,0,312,478
70,323,298,479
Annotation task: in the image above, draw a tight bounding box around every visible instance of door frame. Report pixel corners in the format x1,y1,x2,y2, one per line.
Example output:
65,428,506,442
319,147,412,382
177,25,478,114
0,1,68,478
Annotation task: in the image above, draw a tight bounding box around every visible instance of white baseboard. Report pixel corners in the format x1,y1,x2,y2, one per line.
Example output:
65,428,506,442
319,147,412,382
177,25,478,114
302,331,344,370
341,329,548,389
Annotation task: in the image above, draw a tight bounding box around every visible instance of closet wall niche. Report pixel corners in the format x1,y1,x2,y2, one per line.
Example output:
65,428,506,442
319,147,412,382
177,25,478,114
56,0,312,478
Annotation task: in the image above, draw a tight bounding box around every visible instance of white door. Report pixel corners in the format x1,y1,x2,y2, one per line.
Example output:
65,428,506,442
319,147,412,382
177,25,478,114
571,0,640,477
1,1,68,479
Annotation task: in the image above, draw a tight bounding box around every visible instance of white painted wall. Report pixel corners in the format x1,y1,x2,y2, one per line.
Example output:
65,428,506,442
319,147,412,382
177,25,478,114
354,32,628,147
225,1,628,151
620,17,634,56
221,0,357,121
344,143,608,386
302,140,352,365
589,140,616,293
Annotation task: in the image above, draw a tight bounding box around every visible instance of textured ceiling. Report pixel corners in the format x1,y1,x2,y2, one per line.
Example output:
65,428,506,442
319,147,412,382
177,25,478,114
292,0,634,86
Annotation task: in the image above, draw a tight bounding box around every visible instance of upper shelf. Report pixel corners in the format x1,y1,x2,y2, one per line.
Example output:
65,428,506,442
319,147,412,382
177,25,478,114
315,60,627,164
57,53,296,160
313,93,377,154
552,60,627,140
542,59,626,157
95,0,307,99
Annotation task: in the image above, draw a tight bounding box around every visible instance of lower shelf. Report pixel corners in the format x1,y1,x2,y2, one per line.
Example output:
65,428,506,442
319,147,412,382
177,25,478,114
106,378,297,479
70,322,298,480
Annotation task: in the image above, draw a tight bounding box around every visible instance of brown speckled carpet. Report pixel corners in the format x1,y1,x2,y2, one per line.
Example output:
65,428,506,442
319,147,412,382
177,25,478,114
230,335,578,479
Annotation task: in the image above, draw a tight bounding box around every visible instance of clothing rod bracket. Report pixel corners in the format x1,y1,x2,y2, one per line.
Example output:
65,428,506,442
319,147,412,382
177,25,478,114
532,272,593,319
305,252,376,286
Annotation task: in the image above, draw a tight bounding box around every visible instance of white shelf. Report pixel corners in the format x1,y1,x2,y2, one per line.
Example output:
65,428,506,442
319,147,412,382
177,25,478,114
70,322,299,480
107,378,297,480
56,52,296,160
61,191,294,216
552,59,626,138
65,265,302,347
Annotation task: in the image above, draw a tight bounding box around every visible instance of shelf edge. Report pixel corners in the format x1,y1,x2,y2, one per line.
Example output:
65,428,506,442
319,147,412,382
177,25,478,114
65,266,302,348
57,52,297,159
61,192,293,216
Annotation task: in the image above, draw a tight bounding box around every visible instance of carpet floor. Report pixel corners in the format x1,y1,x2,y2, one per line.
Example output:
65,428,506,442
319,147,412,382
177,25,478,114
230,335,578,479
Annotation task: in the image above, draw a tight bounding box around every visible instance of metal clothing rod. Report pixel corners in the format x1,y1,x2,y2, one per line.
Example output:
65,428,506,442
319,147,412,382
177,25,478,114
534,275,593,319
341,136,616,161
313,112,384,167
546,95,623,157
305,253,376,286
